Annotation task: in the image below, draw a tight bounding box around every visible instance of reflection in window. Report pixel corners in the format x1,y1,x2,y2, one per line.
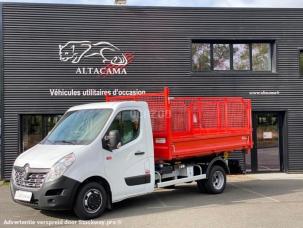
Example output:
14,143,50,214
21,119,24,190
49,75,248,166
252,43,271,71
300,50,303,75
233,44,250,70
213,44,230,70
192,41,274,72
22,115,43,152
47,115,61,132
192,43,211,71
44,110,112,145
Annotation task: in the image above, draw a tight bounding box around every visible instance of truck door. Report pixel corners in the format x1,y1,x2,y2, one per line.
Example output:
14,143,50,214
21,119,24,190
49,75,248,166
103,108,152,200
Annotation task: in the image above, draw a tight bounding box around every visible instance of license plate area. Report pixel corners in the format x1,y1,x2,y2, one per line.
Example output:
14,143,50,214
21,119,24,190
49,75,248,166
14,190,32,202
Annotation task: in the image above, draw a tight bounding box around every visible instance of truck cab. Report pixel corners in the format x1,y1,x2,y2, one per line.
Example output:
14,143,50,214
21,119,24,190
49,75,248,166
11,101,155,219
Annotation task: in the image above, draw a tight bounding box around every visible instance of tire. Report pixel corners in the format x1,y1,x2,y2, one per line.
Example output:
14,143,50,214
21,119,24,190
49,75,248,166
73,182,108,220
203,165,226,194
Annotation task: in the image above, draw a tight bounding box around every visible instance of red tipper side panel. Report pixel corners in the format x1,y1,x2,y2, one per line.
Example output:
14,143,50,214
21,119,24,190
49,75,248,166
105,88,253,163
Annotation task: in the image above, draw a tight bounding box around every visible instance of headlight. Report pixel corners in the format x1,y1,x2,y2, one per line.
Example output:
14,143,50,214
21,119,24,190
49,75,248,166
45,153,76,183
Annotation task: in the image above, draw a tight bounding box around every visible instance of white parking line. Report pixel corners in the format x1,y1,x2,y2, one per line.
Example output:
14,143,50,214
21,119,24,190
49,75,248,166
230,183,280,203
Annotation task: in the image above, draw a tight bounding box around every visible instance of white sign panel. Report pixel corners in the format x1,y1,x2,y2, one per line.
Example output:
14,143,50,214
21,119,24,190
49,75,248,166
263,132,273,139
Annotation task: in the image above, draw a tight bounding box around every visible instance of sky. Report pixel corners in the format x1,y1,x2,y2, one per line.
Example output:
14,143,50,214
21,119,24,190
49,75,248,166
2,0,303,8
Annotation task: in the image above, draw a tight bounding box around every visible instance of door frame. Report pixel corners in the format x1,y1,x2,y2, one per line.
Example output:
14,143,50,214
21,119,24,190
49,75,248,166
250,110,288,173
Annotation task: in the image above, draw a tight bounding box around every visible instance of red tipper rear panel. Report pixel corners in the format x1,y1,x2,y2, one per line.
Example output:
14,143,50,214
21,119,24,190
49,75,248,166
106,88,253,163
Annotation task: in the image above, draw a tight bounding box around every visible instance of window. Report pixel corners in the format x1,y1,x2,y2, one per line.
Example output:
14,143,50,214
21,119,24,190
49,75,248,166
233,44,250,70
104,110,140,150
21,114,62,151
42,109,112,146
252,43,271,71
192,43,211,71
213,44,230,70
300,50,303,75
192,41,273,72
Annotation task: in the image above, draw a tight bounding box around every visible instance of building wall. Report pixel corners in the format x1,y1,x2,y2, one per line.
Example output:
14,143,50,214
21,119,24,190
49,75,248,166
2,3,303,179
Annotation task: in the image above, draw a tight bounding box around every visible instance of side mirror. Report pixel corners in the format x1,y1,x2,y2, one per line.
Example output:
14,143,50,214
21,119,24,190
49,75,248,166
104,130,121,151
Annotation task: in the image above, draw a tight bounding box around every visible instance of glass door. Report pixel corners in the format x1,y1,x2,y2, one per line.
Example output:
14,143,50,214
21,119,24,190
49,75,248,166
247,112,282,172
256,113,280,171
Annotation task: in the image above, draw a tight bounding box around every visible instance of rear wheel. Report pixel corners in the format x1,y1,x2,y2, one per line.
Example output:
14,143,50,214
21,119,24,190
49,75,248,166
197,165,226,194
73,182,108,219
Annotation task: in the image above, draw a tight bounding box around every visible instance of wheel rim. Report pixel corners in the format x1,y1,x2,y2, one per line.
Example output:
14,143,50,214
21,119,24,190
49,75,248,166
212,170,224,190
83,188,103,214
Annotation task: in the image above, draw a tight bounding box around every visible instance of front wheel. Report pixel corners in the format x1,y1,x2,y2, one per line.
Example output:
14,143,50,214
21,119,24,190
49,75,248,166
73,182,108,219
197,165,226,194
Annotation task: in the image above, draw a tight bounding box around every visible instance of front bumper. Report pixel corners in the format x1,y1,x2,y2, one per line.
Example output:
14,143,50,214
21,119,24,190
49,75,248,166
10,176,80,211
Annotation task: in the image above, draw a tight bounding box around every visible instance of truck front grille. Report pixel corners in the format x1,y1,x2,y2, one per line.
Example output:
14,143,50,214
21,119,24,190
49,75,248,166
13,166,49,189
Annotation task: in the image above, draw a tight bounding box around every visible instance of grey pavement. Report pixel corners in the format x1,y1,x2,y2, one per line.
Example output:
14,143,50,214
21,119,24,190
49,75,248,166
1,174,303,228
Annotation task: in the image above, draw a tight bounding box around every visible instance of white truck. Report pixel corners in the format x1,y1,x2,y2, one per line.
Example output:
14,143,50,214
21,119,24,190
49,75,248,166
10,89,252,219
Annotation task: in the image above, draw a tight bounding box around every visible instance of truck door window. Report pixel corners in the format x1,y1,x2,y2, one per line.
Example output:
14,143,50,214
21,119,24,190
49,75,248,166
104,110,140,150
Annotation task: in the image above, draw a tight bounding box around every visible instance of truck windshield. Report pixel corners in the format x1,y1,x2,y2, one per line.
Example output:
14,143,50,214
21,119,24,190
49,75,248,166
42,109,112,145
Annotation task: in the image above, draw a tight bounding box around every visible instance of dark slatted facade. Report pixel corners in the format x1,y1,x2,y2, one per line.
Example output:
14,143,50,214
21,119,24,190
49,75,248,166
1,3,303,179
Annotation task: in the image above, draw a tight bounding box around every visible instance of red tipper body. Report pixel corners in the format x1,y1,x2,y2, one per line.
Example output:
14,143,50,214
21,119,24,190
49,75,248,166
106,87,253,163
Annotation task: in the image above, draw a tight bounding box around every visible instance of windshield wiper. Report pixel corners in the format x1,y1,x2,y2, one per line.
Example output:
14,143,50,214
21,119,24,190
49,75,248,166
53,140,76,145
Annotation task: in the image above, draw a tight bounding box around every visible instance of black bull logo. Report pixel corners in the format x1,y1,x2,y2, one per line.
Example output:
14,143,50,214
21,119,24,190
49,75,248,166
59,41,128,66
